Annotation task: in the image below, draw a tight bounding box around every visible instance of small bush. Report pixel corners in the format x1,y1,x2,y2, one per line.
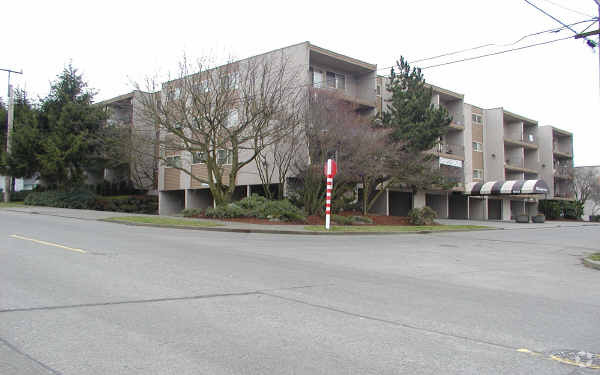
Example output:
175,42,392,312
351,215,373,224
182,208,204,217
205,195,306,222
95,195,158,214
331,214,353,226
10,191,31,202
408,206,437,225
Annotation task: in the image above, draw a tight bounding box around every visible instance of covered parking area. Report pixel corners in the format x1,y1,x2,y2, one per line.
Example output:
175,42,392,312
464,179,549,221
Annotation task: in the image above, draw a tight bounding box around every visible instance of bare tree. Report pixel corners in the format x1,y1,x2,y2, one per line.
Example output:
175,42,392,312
135,54,303,205
571,167,600,207
254,110,305,200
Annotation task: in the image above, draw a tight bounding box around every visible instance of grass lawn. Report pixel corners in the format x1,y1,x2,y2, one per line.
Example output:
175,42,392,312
588,253,600,262
0,201,25,208
304,225,491,232
105,216,221,227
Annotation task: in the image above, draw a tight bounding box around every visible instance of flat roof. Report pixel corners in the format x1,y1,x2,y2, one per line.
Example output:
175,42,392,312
95,91,135,106
428,84,464,101
308,43,377,73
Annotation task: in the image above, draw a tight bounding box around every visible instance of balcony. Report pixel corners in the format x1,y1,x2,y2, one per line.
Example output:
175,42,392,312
310,86,375,109
554,165,573,180
553,144,572,159
447,115,465,131
505,157,537,174
428,143,464,161
503,136,538,150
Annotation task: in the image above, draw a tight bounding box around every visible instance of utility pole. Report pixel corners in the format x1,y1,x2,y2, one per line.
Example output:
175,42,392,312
1,68,23,203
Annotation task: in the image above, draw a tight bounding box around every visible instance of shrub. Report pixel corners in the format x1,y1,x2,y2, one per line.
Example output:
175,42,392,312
25,190,96,209
10,190,31,202
205,195,306,222
589,215,600,222
408,206,437,225
95,195,158,214
351,215,373,224
182,208,203,218
331,214,374,226
331,214,353,226
205,203,249,219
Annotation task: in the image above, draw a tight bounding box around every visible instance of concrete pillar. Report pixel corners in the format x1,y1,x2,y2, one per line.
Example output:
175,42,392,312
246,185,251,198
502,199,511,221
385,189,389,216
413,191,426,209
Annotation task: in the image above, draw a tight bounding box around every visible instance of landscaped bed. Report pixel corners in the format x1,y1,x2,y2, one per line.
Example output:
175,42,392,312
304,225,490,232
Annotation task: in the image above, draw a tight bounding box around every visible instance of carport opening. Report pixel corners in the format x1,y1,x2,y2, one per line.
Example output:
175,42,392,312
389,191,413,216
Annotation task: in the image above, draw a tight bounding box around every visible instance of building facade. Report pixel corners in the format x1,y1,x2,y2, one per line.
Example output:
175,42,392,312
125,41,575,218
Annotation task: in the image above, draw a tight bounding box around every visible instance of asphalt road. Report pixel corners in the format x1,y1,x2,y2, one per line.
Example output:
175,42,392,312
1,210,599,374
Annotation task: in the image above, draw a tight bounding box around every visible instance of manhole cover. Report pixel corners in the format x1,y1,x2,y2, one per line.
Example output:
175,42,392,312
550,350,600,369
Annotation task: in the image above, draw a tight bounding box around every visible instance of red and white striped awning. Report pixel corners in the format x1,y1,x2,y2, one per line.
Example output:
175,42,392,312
465,180,549,196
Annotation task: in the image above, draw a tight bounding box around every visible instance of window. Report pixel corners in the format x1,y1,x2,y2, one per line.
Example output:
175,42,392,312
336,74,345,90
173,87,181,100
217,149,233,165
192,152,206,164
326,71,345,90
310,67,323,88
472,141,482,152
166,156,182,168
199,80,209,93
226,111,238,127
229,72,239,89
473,169,483,180
326,72,336,88
472,114,482,124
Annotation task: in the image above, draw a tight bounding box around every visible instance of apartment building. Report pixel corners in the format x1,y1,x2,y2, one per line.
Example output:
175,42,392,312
143,41,574,218
95,91,159,193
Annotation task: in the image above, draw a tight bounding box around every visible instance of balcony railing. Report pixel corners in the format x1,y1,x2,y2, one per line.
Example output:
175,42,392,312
505,156,524,168
554,166,573,178
553,144,572,157
434,143,464,157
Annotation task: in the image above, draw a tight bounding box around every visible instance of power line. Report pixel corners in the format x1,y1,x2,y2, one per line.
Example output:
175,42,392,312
523,0,596,46
419,35,574,70
536,0,595,18
376,18,597,72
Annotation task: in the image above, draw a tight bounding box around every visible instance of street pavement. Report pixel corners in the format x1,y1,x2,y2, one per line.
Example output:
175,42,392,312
0,208,599,374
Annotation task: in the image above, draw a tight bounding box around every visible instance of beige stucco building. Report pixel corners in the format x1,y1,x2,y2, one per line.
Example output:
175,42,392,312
101,42,575,219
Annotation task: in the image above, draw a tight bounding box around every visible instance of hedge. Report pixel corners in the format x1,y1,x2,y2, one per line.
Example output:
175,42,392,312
538,200,583,220
24,191,157,214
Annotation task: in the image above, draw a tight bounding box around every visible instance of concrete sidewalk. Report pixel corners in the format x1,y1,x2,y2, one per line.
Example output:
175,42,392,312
2,205,598,234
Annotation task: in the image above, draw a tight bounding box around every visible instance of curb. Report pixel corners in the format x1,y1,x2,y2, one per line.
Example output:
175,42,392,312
99,218,497,236
583,257,600,271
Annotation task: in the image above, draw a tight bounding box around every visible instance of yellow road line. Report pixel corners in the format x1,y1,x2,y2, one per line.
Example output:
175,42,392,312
9,235,87,254
518,348,600,369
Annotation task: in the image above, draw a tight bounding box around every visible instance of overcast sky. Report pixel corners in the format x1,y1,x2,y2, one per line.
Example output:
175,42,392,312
2,0,599,165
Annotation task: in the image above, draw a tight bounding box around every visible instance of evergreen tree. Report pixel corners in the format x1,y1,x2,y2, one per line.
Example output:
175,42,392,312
35,64,106,188
1,90,40,178
382,57,452,151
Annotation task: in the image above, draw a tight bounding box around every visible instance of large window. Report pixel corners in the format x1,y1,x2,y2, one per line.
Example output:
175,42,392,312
472,141,482,152
473,169,483,180
217,149,233,165
326,71,345,90
166,156,182,168
472,114,483,124
310,67,323,88
192,152,207,164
